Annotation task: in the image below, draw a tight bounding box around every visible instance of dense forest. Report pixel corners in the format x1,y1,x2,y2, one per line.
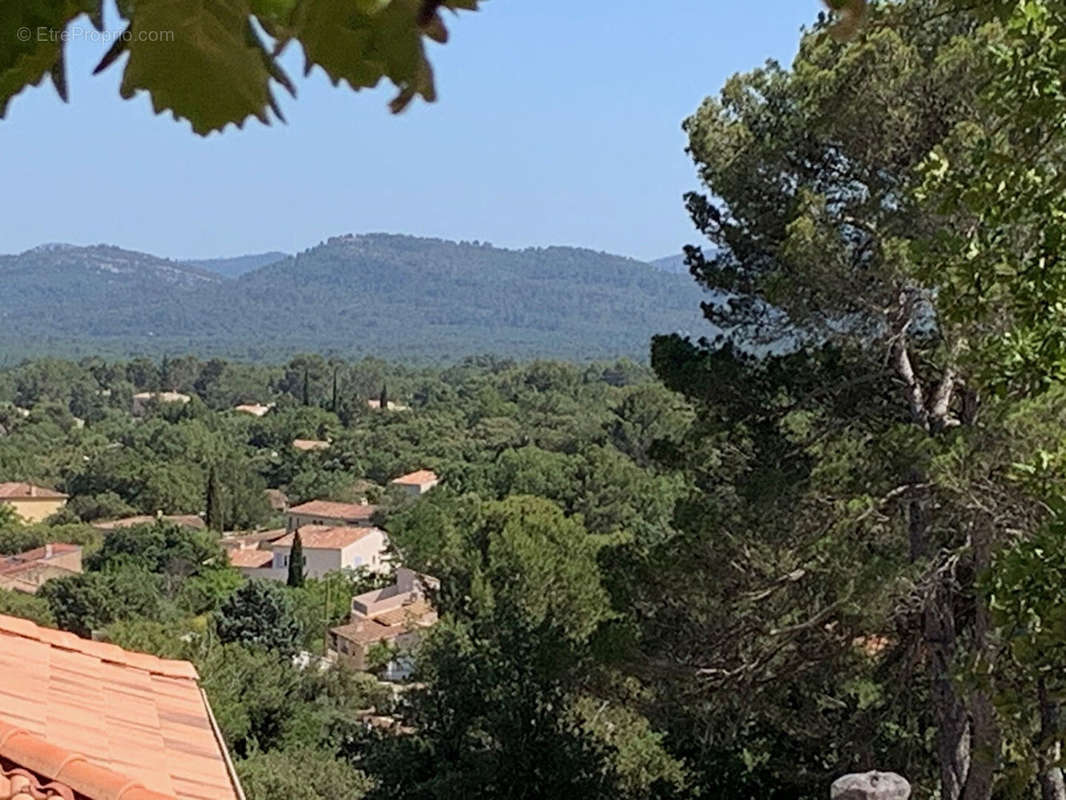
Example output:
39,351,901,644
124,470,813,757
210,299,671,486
4,0,1066,798
0,235,707,362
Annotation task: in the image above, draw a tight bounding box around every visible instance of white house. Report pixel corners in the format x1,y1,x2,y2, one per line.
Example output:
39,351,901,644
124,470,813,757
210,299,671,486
389,469,439,497
271,525,390,578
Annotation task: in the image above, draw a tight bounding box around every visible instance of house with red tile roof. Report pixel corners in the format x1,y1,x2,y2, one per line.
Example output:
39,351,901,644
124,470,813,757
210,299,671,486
91,515,205,532
389,469,439,497
0,483,67,524
0,544,81,594
271,525,390,578
330,568,438,679
291,438,330,453
0,614,244,800
284,500,377,531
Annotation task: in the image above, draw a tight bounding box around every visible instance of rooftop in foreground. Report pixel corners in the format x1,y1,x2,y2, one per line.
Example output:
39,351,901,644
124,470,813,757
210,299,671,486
0,614,243,800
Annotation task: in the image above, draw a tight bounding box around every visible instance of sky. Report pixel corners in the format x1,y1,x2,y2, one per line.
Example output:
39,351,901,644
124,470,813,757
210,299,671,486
0,1,823,262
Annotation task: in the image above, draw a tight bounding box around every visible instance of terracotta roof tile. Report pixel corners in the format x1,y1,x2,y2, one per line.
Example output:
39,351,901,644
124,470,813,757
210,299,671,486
291,439,330,452
273,525,379,550
286,500,376,521
225,549,274,568
0,484,67,500
0,615,241,800
91,516,204,532
390,470,438,487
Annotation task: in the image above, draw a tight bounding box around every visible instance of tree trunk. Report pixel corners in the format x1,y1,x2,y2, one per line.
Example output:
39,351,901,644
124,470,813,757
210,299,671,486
1038,679,1066,800
924,583,969,800
962,517,999,800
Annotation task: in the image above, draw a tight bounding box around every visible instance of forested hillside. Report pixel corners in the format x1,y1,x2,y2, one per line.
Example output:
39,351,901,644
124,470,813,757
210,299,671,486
0,235,708,362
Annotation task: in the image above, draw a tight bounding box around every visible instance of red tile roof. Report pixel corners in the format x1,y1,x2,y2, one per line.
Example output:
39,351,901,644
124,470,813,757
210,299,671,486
92,515,205,531
0,615,242,800
286,500,377,522
331,601,436,646
390,470,438,487
291,439,330,452
274,525,379,550
226,549,274,568
0,484,67,500
0,545,80,576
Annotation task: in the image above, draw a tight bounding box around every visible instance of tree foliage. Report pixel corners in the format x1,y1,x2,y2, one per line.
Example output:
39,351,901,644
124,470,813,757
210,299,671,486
0,0,485,134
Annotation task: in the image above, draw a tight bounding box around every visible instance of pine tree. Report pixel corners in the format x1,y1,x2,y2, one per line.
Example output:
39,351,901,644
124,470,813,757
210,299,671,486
287,530,305,588
205,465,224,532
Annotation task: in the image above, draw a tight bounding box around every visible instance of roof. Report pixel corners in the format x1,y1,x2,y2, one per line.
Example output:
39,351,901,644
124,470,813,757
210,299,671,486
331,601,436,646
226,549,274,569
131,392,190,403
92,515,205,531
0,614,243,800
220,529,288,550
291,439,330,452
286,500,377,522
232,404,272,417
0,545,80,577
390,470,438,487
274,525,380,550
0,483,67,501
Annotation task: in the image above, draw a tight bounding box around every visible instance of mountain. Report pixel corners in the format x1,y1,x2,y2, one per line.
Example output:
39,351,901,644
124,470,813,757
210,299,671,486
0,235,714,361
183,251,289,279
651,254,688,274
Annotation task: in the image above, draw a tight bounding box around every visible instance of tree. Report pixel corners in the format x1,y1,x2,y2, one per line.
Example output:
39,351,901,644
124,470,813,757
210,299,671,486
0,0,486,135
216,579,303,656
287,530,305,588
379,493,684,799
379,383,389,411
206,465,224,532
650,4,1012,796
237,747,372,800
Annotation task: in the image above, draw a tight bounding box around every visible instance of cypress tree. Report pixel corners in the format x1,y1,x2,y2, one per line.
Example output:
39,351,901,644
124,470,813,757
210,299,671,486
302,368,311,406
331,367,339,412
287,530,306,587
205,465,224,531
379,383,388,410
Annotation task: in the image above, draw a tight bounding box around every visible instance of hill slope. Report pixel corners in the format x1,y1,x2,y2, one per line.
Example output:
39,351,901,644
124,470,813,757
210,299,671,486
0,235,712,361
183,251,289,278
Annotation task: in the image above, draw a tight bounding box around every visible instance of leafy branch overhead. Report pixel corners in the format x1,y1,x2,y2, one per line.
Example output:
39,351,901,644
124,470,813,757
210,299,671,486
0,0,482,135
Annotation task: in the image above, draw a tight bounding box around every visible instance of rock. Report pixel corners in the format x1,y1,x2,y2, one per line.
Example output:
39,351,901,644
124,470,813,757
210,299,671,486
831,771,911,800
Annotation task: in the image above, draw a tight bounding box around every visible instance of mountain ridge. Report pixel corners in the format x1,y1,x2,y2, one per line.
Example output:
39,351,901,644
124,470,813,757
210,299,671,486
0,234,712,361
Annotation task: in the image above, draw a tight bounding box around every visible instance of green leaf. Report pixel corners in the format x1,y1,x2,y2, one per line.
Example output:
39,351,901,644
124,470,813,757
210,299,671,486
292,0,439,112
0,0,90,117
117,0,278,135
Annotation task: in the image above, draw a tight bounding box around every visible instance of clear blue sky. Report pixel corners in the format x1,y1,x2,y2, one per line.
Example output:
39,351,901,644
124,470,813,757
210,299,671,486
0,1,822,262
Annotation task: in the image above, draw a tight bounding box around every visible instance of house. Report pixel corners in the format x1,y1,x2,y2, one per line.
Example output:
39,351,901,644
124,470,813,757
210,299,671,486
389,469,439,497
233,403,273,417
292,438,330,452
131,391,191,416
271,525,390,578
330,568,438,678
285,499,377,531
92,514,205,531
0,613,245,800
221,528,289,577
366,399,410,411
0,543,82,594
0,483,68,523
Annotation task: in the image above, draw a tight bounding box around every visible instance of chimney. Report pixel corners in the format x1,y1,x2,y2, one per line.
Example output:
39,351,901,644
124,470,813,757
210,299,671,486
45,543,53,558
29,485,36,498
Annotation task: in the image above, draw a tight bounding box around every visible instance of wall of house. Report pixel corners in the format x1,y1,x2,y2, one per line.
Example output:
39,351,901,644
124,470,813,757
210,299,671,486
284,513,372,532
338,529,389,574
2,498,66,523
272,544,342,579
